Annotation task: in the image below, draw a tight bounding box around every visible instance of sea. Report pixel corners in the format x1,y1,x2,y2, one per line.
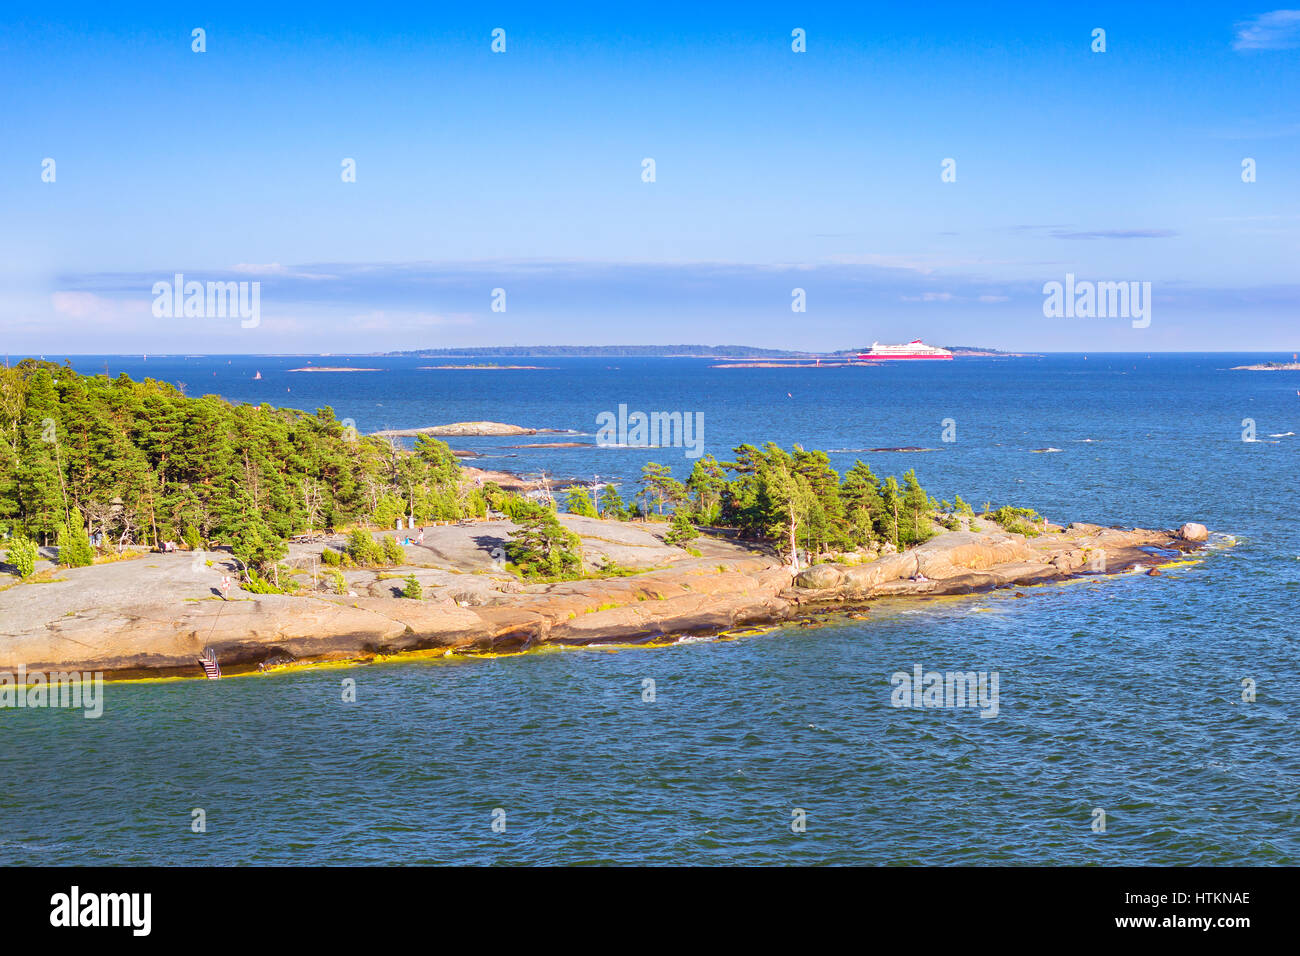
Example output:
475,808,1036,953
2,353,1296,865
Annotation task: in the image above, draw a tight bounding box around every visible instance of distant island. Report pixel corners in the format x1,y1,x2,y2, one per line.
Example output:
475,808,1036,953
288,366,382,372
387,344,1025,359
418,364,549,370
1232,360,1300,371
389,344,811,358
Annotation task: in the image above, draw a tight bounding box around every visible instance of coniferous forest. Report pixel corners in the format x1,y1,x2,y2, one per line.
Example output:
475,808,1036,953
0,360,473,573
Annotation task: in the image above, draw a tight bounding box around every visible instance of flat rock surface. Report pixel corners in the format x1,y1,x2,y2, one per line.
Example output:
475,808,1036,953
371,421,541,437
0,518,1202,677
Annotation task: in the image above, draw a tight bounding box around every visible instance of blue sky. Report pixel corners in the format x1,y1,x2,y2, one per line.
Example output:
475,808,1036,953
1,2,1297,353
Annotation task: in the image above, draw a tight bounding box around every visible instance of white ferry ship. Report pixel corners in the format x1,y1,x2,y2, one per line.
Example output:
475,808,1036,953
857,340,953,360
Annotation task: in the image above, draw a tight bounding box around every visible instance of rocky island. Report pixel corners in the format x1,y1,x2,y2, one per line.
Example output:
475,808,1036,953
0,360,1213,681
1231,360,1300,370
371,421,559,437
1,513,1208,679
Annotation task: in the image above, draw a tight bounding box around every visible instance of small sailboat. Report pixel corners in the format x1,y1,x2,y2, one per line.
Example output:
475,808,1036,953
253,371,262,380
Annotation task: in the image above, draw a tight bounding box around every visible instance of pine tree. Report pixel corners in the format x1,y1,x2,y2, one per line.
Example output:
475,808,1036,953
685,455,727,524
56,519,94,567
756,454,815,564
880,476,902,551
901,469,931,546
841,460,884,547
15,368,66,544
599,484,628,520
505,502,582,579
638,462,686,515
664,509,698,547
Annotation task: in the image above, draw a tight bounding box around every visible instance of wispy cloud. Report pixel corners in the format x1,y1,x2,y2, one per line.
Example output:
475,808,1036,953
1004,225,1178,241
17,258,1300,353
351,310,474,331
1233,10,1300,50
1049,228,1178,240
231,262,339,280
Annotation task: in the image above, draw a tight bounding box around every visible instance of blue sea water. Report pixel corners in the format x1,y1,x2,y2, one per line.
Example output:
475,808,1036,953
2,353,1297,865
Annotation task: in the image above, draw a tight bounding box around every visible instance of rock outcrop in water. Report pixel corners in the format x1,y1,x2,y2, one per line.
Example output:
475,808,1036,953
0,516,1207,679
372,421,545,437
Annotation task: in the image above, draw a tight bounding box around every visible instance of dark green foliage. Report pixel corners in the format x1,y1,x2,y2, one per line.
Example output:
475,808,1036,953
0,361,469,576
505,501,583,580
684,455,726,525
598,484,628,520
900,470,934,546
664,510,698,547
400,574,422,599
652,443,1014,561
638,462,686,515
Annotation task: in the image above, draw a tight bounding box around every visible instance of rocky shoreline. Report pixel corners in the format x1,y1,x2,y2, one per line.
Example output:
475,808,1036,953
1231,362,1300,371
0,514,1210,681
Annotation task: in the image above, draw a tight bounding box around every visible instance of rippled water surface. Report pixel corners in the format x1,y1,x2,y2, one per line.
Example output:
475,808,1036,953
2,353,1297,864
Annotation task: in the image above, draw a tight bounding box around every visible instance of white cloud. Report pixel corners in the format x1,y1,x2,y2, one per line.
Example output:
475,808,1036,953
231,262,337,280
351,310,474,331
1234,10,1300,50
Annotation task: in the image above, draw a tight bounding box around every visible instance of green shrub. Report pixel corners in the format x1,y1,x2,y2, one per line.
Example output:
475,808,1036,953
400,574,422,599
564,486,599,518
329,568,347,594
8,533,37,579
501,494,537,521
664,510,698,547
990,505,1042,538
466,489,487,518
346,528,383,566
381,535,406,566
242,569,285,594
57,522,95,568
